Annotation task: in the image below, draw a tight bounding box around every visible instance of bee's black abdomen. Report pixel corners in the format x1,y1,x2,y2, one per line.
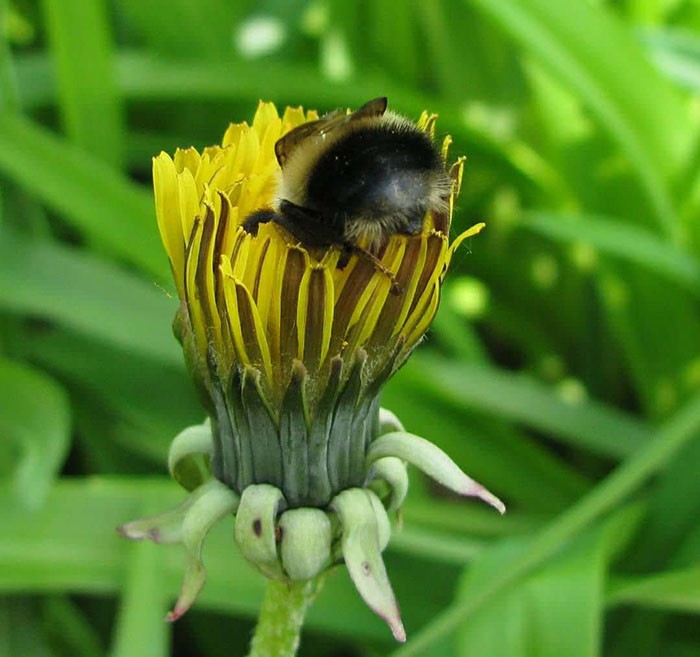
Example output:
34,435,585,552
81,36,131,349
306,125,442,229
251,98,449,269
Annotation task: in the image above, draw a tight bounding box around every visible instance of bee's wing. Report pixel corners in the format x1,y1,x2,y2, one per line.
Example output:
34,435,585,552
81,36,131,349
352,97,388,119
275,97,388,167
274,114,342,167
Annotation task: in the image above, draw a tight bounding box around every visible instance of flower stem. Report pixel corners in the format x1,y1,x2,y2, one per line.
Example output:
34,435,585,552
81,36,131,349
246,579,316,657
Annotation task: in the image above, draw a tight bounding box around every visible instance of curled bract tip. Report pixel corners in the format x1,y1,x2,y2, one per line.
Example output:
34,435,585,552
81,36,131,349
168,420,214,491
331,488,404,641
166,561,206,622
475,486,507,515
366,431,505,514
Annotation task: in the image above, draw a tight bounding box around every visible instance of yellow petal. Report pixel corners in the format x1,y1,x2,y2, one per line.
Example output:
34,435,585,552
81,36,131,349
153,152,186,295
173,147,201,175
178,168,199,255
447,222,486,264
297,265,334,369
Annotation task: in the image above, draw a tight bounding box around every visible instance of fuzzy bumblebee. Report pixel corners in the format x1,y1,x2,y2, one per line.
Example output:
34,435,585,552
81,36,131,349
243,97,452,261
120,99,503,642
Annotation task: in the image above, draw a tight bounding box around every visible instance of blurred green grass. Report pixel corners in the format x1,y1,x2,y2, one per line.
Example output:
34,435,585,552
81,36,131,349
2,1,700,655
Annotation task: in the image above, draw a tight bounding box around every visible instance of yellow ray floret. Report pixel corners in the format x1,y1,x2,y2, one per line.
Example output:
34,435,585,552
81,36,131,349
153,101,479,404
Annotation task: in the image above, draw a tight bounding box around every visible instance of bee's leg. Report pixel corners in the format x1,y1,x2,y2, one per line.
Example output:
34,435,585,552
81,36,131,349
241,209,278,236
343,242,402,296
276,200,339,247
337,247,352,269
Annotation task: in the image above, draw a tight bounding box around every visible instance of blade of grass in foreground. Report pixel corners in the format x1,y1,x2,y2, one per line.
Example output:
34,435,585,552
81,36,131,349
400,353,651,459
41,0,124,167
641,29,700,92
25,329,200,463
465,0,689,241
389,391,700,656
116,0,236,57
111,501,170,657
42,597,106,657
0,111,165,278
607,567,700,613
520,212,700,295
0,357,70,510
0,598,53,656
457,505,641,657
0,231,179,365
0,0,19,111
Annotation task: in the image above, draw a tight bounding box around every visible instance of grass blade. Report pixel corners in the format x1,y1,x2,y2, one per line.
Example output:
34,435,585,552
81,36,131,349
465,0,690,239
608,567,700,613
111,503,170,657
521,212,700,295
41,0,124,167
0,111,165,278
398,354,651,459
0,231,179,365
0,357,70,510
457,507,640,657
388,390,700,656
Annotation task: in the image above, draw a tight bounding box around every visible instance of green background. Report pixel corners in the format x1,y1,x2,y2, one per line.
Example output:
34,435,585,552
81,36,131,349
2,0,700,655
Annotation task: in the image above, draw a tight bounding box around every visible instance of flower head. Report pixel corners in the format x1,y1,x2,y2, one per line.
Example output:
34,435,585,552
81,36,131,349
122,100,501,642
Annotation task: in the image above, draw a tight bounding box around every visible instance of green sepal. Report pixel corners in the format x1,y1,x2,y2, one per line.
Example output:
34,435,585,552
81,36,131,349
378,407,405,434
306,357,343,506
168,419,213,491
234,484,287,579
351,393,381,485
209,351,241,492
367,457,408,513
327,351,366,493
117,484,212,544
366,431,506,514
278,508,332,581
241,368,283,488
167,479,240,621
228,366,254,489
367,487,391,550
206,348,394,507
331,488,405,643
279,362,310,506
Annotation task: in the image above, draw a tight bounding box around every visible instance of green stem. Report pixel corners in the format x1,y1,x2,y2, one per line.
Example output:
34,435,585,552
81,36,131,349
246,579,316,657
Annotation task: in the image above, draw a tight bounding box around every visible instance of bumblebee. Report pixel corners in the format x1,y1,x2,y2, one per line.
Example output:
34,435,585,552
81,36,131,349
243,97,451,285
